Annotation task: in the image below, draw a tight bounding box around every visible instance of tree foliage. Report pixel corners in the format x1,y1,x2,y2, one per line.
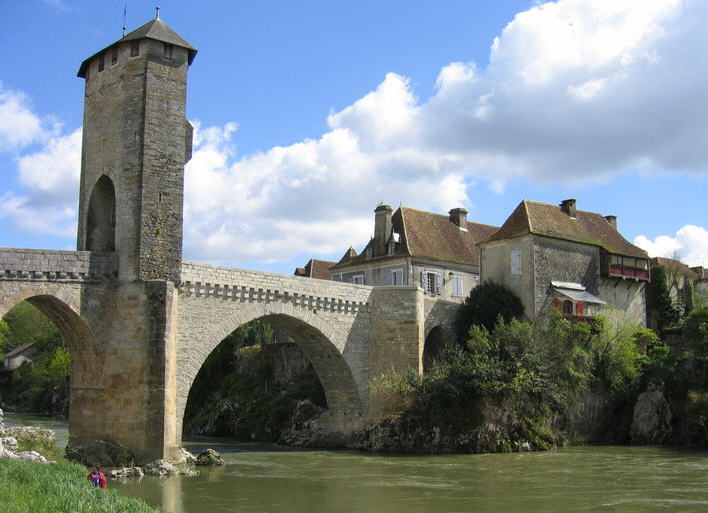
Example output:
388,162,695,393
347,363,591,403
455,280,524,339
682,306,708,357
376,312,650,449
183,319,326,440
647,265,681,333
0,302,68,414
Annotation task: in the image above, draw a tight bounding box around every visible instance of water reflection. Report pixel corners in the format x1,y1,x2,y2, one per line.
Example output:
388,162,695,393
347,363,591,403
5,413,708,513
113,442,708,513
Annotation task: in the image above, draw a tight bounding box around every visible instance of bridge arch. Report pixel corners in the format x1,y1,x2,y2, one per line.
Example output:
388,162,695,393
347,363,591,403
0,292,105,441
422,324,455,373
176,300,364,438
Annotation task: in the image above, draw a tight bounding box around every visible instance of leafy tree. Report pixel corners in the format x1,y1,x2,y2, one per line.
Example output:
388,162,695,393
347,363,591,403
2,302,63,353
681,280,695,317
0,320,9,359
647,265,681,334
0,302,68,414
682,306,708,357
588,317,641,392
455,280,524,339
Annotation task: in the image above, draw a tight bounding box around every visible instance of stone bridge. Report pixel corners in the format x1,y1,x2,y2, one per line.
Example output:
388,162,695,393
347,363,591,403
0,17,460,462
0,248,458,462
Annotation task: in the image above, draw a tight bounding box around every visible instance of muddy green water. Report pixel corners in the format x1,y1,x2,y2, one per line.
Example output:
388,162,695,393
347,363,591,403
6,413,708,513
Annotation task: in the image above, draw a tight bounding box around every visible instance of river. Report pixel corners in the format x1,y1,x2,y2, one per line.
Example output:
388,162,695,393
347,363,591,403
5,412,708,513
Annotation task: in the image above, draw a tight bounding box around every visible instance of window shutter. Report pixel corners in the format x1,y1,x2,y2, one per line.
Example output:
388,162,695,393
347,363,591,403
436,274,443,295
554,298,562,309
575,301,584,315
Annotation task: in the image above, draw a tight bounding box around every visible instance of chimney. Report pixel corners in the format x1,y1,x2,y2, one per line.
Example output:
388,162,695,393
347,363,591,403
449,207,468,231
560,199,577,218
604,215,617,229
373,204,393,257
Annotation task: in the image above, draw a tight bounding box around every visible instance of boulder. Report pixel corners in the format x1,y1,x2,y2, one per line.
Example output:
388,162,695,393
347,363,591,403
66,439,135,467
1,437,18,450
195,448,225,466
144,459,178,476
631,389,673,444
108,467,144,479
171,447,197,465
3,426,56,453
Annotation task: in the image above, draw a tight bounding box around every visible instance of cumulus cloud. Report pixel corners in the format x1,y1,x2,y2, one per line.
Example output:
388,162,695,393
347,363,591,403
183,0,708,262
4,0,708,266
635,226,708,267
0,83,57,151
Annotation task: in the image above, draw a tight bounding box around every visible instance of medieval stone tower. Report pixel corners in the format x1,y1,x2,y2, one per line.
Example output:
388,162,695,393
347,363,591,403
77,16,196,283
69,17,196,461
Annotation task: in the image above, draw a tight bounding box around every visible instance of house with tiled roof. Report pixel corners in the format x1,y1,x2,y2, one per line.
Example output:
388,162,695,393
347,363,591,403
478,199,650,325
293,258,336,280
330,204,498,302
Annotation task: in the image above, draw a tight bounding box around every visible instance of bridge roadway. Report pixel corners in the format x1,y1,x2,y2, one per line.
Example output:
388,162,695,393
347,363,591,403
0,247,458,461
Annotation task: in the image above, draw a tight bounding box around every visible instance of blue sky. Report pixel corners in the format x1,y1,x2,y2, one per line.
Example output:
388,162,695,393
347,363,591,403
2,0,707,274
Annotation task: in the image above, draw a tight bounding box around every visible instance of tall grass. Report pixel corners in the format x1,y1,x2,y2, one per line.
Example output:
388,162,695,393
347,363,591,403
0,458,163,513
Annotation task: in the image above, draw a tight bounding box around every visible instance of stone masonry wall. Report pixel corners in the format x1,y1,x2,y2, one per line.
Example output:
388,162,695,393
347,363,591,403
533,236,599,316
176,261,376,438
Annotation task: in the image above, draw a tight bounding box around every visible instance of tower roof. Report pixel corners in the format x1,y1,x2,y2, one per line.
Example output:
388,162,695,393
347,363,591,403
78,18,197,77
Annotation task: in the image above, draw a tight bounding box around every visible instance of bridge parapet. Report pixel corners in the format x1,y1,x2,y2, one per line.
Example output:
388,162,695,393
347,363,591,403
0,248,117,283
180,261,373,314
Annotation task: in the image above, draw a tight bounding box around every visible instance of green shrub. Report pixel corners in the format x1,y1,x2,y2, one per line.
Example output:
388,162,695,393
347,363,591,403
682,306,708,356
455,280,524,338
647,265,681,333
589,316,642,393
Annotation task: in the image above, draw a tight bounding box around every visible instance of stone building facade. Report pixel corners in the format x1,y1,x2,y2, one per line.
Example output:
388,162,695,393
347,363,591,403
330,205,498,303
479,199,650,325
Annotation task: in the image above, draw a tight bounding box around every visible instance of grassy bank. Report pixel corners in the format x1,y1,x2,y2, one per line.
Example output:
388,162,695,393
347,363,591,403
0,458,163,513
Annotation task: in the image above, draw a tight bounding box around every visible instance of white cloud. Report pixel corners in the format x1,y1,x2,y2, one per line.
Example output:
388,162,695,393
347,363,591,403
17,128,81,201
4,0,708,266
634,225,708,267
0,83,55,152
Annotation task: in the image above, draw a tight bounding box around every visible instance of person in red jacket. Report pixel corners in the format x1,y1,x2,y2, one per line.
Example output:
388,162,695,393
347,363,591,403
88,463,107,489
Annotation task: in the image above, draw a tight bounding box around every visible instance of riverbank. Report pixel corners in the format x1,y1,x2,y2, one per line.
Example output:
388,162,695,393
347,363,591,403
0,458,164,513
0,408,164,513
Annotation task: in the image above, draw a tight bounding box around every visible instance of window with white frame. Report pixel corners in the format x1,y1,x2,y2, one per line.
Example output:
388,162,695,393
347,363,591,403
352,274,364,285
386,269,403,286
420,271,441,294
511,248,522,277
452,275,464,296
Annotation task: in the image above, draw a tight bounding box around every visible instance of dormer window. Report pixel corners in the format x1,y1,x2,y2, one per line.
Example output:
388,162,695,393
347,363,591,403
387,242,395,256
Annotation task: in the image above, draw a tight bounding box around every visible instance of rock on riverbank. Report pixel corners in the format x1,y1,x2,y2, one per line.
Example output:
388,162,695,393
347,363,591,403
0,408,56,464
